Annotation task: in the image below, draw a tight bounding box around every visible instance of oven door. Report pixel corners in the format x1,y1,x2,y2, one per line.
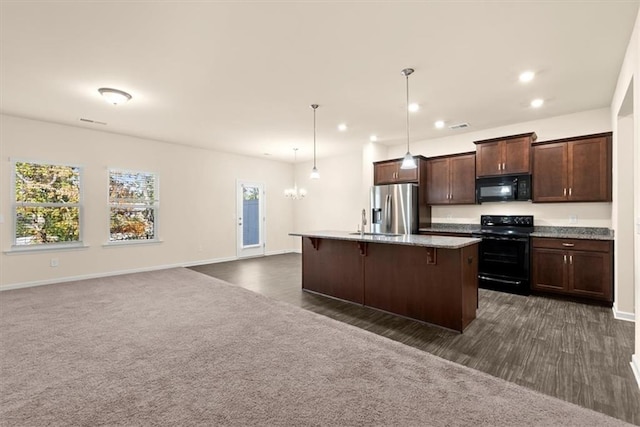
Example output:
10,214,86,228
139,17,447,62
475,235,530,294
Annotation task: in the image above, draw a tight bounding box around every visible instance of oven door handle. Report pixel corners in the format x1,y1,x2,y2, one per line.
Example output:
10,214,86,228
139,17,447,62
474,235,529,242
478,275,523,285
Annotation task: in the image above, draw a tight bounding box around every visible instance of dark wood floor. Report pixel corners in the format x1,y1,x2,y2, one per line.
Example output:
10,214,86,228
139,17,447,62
190,253,640,425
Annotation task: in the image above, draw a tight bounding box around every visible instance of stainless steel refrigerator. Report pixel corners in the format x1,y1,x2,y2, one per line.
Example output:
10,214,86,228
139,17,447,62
370,183,419,235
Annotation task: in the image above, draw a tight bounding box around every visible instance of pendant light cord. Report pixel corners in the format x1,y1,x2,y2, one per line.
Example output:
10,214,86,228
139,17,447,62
406,73,410,152
313,106,317,169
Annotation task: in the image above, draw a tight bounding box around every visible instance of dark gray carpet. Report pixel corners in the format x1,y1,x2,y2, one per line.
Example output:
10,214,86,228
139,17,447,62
0,268,631,426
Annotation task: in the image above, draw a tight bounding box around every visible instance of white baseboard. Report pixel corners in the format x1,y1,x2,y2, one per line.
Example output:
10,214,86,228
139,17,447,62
612,304,636,322
0,250,298,292
631,355,640,389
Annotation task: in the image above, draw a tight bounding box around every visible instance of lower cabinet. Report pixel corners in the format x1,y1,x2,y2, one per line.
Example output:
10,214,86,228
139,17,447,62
531,237,613,304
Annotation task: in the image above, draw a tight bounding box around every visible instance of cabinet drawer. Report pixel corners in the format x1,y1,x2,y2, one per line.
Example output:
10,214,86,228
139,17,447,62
531,237,611,252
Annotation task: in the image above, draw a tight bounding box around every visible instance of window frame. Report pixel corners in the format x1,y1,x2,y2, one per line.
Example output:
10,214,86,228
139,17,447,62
106,168,160,245
11,158,85,251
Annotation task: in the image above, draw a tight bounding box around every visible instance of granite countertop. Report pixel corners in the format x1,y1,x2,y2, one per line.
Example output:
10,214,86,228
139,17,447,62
419,224,480,234
289,231,481,249
530,226,614,240
419,223,614,240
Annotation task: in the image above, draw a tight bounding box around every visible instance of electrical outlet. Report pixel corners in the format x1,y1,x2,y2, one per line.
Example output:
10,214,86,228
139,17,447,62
569,215,578,224
50,258,59,267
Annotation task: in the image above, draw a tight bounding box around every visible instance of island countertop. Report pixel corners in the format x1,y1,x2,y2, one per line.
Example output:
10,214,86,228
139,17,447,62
289,230,481,249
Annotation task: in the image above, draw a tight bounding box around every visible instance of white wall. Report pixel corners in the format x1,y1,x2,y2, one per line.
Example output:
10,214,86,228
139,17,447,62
290,149,364,252
0,114,294,288
610,7,640,387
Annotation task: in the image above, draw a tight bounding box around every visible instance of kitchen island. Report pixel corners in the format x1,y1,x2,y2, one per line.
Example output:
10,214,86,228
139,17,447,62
289,231,481,332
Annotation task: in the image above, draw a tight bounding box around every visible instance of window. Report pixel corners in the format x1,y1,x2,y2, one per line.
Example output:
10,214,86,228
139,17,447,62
109,170,158,242
14,161,82,247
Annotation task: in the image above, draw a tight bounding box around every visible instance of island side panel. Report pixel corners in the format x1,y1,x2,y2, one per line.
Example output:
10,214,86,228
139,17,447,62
302,237,365,304
460,243,479,330
364,243,465,331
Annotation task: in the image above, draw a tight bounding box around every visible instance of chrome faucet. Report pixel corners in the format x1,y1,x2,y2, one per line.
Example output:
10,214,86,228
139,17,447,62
361,208,367,236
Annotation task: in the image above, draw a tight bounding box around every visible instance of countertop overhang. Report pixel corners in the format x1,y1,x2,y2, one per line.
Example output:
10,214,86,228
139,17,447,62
289,231,481,249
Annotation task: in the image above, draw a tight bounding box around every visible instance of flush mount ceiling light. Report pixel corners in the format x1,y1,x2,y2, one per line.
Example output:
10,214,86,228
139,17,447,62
284,148,307,199
408,103,420,112
530,98,544,108
434,120,445,129
337,123,348,132
519,71,535,83
369,135,378,142
98,87,132,105
310,104,320,179
400,68,417,170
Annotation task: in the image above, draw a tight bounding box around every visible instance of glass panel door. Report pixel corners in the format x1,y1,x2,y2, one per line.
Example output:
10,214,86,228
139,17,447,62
236,181,265,258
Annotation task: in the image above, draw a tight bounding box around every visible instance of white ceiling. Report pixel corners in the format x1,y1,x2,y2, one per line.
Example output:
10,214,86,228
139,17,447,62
1,1,638,163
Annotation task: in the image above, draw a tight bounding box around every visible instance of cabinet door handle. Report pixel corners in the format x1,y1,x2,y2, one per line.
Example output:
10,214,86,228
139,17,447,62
569,255,573,264
502,162,505,170
563,255,567,264
498,163,501,171
569,187,572,196
563,188,567,196
562,243,574,247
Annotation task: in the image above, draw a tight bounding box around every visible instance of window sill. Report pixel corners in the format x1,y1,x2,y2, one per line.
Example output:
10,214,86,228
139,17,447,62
102,240,163,248
4,243,89,255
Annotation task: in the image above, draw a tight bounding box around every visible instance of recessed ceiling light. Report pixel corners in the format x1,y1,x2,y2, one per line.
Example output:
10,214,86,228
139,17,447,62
530,98,544,108
338,123,348,131
434,120,445,129
408,103,420,112
519,71,535,83
98,87,132,105
369,135,378,142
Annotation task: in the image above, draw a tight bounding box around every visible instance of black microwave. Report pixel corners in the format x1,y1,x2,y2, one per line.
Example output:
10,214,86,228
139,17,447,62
476,174,532,203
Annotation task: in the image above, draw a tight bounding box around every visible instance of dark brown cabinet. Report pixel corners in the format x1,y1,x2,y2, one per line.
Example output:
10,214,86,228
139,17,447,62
531,237,613,304
532,133,612,203
426,152,476,205
474,133,536,177
373,156,425,184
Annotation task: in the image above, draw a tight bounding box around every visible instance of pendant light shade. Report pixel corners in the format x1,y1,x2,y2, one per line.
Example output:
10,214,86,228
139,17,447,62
310,104,320,179
400,68,417,170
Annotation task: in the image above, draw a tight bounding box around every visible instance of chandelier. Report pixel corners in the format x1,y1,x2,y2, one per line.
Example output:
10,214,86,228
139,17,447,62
284,148,307,199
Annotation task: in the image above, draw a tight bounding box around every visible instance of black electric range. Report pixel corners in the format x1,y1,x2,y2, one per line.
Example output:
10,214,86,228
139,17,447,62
472,215,534,295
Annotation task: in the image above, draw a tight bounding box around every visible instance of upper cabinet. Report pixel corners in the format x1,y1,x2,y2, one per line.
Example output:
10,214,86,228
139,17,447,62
426,152,476,205
474,133,537,177
373,156,426,185
532,132,612,203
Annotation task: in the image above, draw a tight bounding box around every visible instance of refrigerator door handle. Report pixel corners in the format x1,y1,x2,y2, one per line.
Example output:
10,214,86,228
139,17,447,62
385,194,392,232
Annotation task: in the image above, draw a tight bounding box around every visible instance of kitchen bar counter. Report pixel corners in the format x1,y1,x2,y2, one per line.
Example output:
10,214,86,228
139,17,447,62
290,231,479,332
289,230,480,249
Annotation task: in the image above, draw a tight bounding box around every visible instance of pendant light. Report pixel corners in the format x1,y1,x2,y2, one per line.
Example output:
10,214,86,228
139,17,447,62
284,148,307,199
400,68,417,170
310,104,320,179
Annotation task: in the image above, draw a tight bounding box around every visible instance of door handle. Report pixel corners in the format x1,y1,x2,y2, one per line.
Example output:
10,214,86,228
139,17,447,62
502,162,505,170
563,255,567,264
498,163,501,171
563,188,567,196
569,187,572,196
562,243,574,247
569,255,573,264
